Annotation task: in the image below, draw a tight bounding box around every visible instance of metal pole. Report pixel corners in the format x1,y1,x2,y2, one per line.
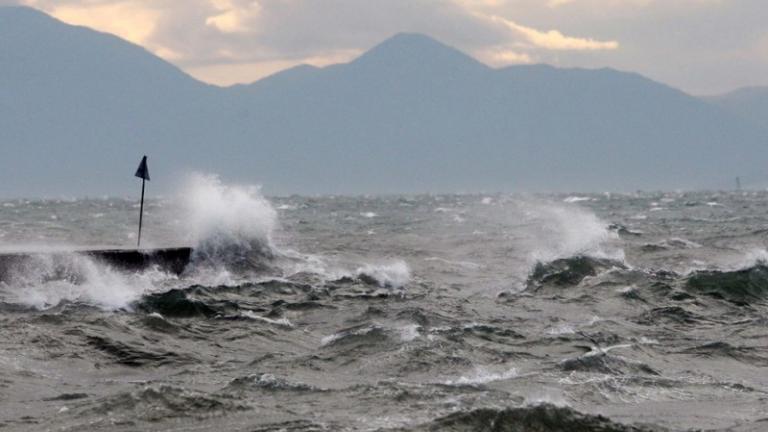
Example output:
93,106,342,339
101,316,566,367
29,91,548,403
138,178,145,247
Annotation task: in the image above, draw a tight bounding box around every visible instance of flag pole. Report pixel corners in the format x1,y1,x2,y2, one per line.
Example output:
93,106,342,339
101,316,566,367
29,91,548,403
134,155,150,248
138,177,145,247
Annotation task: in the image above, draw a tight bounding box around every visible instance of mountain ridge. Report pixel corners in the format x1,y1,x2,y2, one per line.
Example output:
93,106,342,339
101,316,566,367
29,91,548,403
705,86,768,132
2,6,767,197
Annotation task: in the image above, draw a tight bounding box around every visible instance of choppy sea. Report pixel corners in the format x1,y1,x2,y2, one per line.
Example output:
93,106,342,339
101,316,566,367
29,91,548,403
1,175,767,431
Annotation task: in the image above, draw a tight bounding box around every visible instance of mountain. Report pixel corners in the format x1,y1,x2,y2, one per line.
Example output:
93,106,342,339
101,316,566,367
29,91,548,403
2,6,767,197
0,7,218,195
706,87,768,131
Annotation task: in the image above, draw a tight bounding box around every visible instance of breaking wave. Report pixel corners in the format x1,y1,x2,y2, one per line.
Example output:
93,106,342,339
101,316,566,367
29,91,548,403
355,260,411,289
527,255,626,290
0,252,172,310
0,174,279,310
181,173,277,276
685,264,768,306
520,200,624,264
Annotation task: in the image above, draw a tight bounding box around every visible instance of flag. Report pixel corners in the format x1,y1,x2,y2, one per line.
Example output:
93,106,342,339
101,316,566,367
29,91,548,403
134,156,150,181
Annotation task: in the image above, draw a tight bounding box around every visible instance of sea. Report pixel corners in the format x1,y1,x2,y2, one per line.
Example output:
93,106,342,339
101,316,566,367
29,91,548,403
0,174,767,431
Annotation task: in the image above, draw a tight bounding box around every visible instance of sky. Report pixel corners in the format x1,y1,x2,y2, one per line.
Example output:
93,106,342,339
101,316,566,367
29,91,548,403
2,0,767,95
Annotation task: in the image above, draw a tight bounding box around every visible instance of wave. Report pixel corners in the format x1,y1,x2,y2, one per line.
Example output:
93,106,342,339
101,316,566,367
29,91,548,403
134,288,219,318
81,385,248,422
635,306,705,325
181,173,277,277
443,366,519,386
85,334,192,367
640,237,702,252
0,175,417,311
226,373,321,393
393,403,663,432
520,200,625,264
0,252,173,310
527,255,627,290
321,324,392,348
355,260,411,289
559,351,659,376
0,175,279,310
679,341,768,365
685,264,768,305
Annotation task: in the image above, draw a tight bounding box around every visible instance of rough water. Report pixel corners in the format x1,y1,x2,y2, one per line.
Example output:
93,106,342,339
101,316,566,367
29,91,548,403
1,176,767,431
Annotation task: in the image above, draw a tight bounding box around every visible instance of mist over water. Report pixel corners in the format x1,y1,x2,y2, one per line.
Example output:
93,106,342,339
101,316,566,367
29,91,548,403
1,183,768,431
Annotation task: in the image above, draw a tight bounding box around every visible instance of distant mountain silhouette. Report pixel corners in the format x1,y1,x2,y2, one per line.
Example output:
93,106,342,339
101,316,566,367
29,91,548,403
2,6,766,197
707,87,768,132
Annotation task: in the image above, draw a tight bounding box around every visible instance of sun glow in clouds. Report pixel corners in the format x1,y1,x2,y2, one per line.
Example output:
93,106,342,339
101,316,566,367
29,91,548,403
205,0,261,34
487,14,619,51
45,2,159,46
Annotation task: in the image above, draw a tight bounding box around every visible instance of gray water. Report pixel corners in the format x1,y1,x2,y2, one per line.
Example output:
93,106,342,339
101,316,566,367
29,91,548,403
1,181,767,431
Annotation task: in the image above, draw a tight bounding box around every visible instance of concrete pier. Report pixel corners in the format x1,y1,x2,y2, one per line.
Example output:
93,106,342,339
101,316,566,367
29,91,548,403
0,247,193,282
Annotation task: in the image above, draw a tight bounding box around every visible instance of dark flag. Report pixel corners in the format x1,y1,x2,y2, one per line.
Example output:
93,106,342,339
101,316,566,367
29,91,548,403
135,156,149,247
135,156,150,181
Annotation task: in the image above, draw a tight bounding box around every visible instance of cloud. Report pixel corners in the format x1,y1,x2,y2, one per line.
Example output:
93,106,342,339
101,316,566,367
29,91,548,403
8,0,614,64
1,0,766,93
18,0,161,46
488,14,618,50
205,0,261,33
547,0,575,7
477,48,533,66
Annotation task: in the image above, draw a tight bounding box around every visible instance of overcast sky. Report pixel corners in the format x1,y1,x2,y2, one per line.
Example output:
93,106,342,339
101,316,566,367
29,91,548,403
4,0,767,95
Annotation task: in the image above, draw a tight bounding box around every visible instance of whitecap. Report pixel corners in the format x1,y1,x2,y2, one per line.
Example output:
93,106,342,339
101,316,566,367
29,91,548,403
444,366,518,385
356,260,411,289
241,310,294,328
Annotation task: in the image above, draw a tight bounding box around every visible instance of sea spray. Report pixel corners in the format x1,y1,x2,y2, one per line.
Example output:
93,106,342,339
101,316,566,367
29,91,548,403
356,260,411,289
0,253,171,310
517,199,624,265
180,173,277,274
0,174,280,310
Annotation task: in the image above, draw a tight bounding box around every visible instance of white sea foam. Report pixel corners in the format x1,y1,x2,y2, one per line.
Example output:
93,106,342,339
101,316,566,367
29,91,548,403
241,310,294,328
0,253,172,310
547,324,576,336
715,248,768,272
180,173,277,270
397,324,421,342
356,260,411,288
526,393,570,407
683,247,768,275
444,366,518,385
1,175,280,310
320,325,379,346
563,196,591,203
520,200,624,264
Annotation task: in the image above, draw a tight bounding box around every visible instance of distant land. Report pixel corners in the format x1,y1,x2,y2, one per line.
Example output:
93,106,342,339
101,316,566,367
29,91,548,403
2,6,767,198
706,87,768,133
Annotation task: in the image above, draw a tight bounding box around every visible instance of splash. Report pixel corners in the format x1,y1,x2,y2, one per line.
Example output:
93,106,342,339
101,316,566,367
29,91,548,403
180,173,277,274
0,253,171,310
444,365,519,385
356,260,411,288
0,174,279,310
519,199,624,264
